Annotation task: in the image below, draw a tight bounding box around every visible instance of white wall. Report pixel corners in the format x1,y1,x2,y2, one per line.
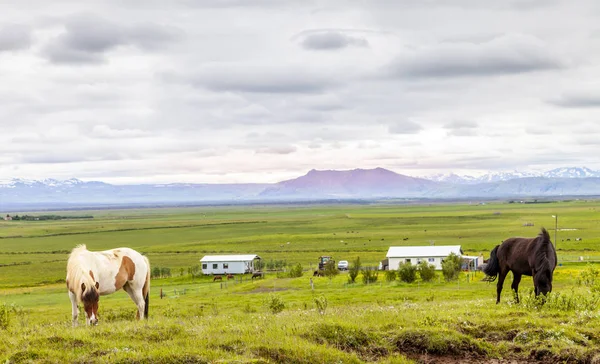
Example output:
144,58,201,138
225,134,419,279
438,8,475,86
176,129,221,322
388,256,446,270
201,261,249,275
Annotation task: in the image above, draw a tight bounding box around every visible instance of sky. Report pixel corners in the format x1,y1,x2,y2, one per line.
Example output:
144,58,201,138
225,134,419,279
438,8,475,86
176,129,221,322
1,0,599,184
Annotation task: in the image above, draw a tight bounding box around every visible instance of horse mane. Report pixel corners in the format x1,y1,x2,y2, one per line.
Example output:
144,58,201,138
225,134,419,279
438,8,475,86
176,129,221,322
535,227,552,274
67,244,97,303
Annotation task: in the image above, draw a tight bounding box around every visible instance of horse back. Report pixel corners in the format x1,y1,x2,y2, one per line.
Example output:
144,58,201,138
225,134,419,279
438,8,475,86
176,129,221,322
497,237,538,276
498,234,556,276
96,248,149,294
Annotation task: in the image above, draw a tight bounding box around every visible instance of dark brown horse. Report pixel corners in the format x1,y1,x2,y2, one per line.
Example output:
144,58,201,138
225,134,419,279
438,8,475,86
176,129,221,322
484,227,557,304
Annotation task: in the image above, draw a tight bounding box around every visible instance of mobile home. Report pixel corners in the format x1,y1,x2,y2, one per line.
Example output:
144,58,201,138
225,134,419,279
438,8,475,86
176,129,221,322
200,254,261,275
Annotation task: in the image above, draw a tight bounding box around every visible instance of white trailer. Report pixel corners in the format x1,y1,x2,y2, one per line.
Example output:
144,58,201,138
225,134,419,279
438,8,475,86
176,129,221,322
200,254,261,275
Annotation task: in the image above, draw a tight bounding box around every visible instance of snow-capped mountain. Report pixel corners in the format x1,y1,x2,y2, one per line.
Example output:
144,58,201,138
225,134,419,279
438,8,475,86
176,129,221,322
0,178,87,188
425,173,478,184
424,167,600,184
543,167,600,178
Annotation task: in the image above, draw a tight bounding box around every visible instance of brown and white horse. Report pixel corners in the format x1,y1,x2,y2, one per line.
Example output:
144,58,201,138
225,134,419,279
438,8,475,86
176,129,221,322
66,245,150,326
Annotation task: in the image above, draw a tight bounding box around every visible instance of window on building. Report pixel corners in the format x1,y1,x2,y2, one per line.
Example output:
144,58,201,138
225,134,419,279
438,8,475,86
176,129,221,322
406,258,411,263
213,263,218,269
223,263,229,269
202,263,207,269
428,258,435,263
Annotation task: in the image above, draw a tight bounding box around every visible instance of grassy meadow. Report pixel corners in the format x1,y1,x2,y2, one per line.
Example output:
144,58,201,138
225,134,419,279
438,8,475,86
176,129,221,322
2,200,600,363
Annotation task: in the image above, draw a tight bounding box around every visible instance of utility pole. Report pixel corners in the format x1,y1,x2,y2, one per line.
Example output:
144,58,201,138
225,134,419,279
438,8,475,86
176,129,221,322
552,214,558,249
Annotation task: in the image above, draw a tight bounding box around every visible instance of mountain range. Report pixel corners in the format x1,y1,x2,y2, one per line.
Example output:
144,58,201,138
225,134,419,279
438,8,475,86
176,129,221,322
2,167,600,210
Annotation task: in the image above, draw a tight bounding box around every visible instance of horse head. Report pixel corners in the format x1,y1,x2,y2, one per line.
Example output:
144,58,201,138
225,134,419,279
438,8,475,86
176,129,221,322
81,281,100,325
533,268,553,296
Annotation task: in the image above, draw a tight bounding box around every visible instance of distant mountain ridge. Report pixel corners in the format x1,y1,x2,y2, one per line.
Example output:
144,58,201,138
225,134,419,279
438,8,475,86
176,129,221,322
260,167,437,198
424,167,600,184
2,167,600,209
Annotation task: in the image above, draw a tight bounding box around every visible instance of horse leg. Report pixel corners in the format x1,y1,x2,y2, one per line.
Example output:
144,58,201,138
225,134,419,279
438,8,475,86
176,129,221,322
69,291,79,326
123,283,146,320
511,273,522,303
496,269,509,304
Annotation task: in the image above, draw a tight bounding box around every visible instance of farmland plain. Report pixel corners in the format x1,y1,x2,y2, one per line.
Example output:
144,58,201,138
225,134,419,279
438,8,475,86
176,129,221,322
1,200,600,363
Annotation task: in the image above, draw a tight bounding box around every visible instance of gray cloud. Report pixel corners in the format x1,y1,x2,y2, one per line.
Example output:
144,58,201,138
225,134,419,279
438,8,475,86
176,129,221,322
41,14,181,64
548,94,600,108
300,31,368,51
0,24,32,52
187,65,339,94
385,34,562,79
444,120,478,136
255,146,297,155
388,120,422,134
525,127,553,135
92,125,152,139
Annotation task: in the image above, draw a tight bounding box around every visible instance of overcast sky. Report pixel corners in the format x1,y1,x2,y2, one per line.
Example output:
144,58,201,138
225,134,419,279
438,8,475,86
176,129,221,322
1,0,599,184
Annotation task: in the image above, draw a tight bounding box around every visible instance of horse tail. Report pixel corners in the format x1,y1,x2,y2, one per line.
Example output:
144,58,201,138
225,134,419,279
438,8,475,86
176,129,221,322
143,256,150,319
483,245,500,281
144,291,149,319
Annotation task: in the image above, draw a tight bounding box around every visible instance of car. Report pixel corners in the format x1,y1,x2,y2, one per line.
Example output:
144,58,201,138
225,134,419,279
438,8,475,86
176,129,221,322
337,260,349,271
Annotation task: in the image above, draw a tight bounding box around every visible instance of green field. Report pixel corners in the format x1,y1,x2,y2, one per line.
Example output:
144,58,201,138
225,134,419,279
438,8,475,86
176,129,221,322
1,200,600,363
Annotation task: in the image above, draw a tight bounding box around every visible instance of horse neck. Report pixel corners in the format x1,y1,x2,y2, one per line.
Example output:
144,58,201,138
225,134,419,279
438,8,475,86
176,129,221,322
67,253,96,298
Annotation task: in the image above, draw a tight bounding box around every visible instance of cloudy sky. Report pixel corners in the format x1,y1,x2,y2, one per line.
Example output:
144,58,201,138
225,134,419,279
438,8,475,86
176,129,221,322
1,0,599,184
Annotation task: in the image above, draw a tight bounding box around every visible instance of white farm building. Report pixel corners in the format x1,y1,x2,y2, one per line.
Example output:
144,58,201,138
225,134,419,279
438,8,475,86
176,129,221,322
200,254,261,275
386,245,463,270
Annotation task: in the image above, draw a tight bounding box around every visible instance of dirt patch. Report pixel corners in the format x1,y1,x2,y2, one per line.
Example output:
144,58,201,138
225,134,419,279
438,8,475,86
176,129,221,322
394,329,488,357
304,322,388,361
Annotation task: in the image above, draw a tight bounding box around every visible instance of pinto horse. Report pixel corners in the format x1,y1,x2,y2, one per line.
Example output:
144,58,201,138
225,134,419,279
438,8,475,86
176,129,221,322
483,227,557,304
66,245,150,326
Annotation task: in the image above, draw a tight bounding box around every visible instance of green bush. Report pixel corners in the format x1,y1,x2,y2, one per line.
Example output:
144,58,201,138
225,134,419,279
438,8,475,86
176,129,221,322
361,266,378,284
348,256,361,283
160,267,172,278
442,253,462,281
266,259,287,271
151,267,172,278
418,263,437,282
266,295,285,314
324,260,339,279
577,264,600,292
0,303,25,330
384,270,397,282
0,303,10,330
398,262,417,283
187,265,201,278
314,296,328,315
288,263,304,278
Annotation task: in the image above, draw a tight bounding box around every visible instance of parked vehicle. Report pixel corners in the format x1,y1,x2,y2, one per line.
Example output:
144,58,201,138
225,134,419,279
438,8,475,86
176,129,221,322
337,260,349,271
314,256,335,276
